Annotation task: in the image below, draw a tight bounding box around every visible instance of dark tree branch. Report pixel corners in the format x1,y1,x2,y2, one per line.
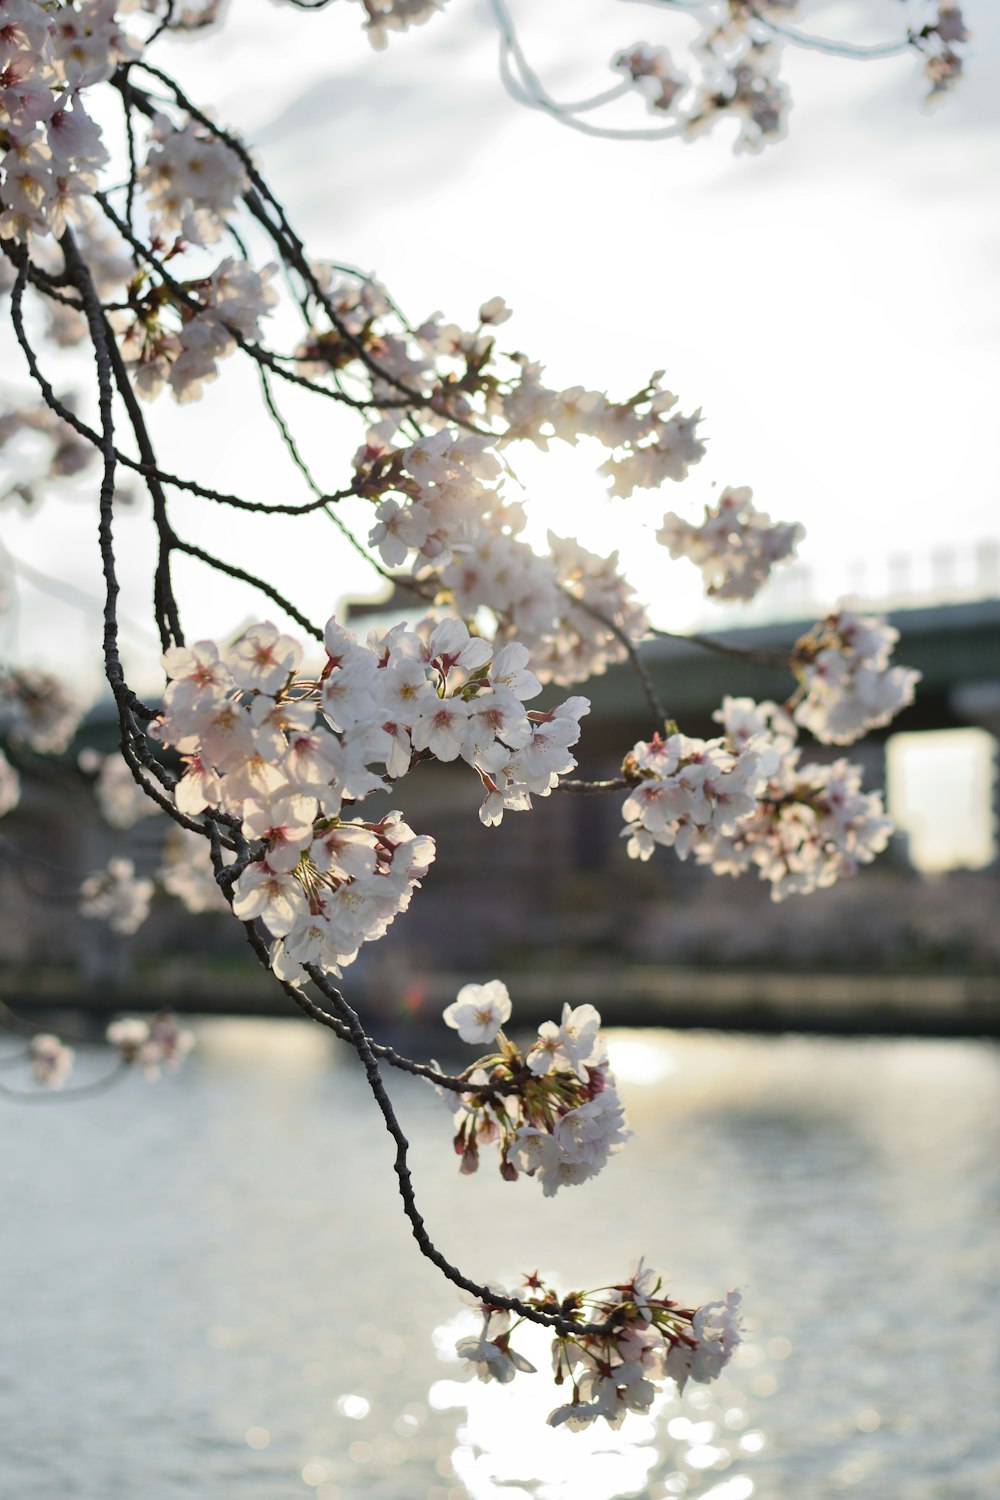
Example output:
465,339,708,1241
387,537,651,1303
100,297,184,650
171,537,324,641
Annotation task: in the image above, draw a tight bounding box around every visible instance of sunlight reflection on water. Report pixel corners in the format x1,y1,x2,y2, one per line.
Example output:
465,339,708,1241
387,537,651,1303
429,1314,759,1500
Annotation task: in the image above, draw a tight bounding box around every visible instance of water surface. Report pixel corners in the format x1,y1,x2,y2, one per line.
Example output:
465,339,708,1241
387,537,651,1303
4,1021,998,1499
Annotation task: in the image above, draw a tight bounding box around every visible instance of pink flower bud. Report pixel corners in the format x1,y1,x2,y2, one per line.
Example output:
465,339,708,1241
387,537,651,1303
460,1143,480,1175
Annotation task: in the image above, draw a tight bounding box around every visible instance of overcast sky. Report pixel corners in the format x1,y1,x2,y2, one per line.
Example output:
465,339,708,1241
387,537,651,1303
4,0,999,700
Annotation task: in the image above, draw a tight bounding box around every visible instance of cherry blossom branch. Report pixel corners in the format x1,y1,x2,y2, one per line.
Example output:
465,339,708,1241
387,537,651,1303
50,237,184,824
743,5,918,60
555,774,635,795
56,232,124,712
255,364,327,499
95,192,394,416
142,463,352,517
0,8,935,1418
490,0,685,141
647,623,792,669
119,63,140,234
235,913,527,1101
300,960,625,1338
119,64,449,422
2,255,343,518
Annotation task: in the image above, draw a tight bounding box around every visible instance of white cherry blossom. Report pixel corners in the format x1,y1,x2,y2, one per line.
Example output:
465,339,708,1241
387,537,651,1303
442,980,512,1045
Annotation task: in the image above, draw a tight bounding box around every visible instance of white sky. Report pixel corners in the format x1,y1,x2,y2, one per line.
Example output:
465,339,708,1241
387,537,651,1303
4,0,1000,700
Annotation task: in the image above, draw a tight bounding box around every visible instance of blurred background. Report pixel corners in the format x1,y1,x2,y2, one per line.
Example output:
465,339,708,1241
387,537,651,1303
2,1,999,1497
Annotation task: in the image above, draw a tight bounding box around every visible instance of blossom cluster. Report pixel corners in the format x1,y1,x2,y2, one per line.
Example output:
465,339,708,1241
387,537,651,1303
106,1011,195,1076
528,531,650,688
29,1031,74,1087
613,2,968,151
79,854,155,933
150,614,587,975
920,3,970,99
0,389,96,503
615,21,790,154
351,330,705,492
0,0,135,243
700,741,894,902
790,610,921,745
357,410,661,684
0,665,85,753
0,3,268,402
440,982,631,1195
79,748,161,829
622,727,775,864
335,0,446,52
301,276,704,549
456,1265,742,1432
314,278,704,516
613,43,686,117
139,112,246,247
623,695,895,901
120,252,279,404
15,1010,193,1092
657,485,804,603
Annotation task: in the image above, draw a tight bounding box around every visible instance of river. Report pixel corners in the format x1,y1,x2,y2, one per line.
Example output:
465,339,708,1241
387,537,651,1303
3,1020,998,1500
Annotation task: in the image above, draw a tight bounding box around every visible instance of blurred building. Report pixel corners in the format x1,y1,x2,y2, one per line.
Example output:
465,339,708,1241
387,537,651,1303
1,596,998,1027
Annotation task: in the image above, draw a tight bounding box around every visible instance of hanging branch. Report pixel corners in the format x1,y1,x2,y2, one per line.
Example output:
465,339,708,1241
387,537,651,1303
301,960,625,1339
0,0,940,1433
100,298,184,650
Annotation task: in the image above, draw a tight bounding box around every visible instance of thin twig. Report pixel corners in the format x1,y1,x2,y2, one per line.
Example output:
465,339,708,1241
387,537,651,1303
0,1060,129,1103
648,623,791,669
172,536,324,641
573,595,666,723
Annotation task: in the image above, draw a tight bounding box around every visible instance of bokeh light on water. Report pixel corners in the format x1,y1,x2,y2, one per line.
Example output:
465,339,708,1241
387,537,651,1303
429,1308,758,1500
3,1020,999,1497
